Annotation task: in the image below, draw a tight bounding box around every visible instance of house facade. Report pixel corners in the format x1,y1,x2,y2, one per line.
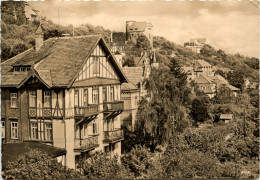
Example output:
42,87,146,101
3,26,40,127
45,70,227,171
1,26,127,169
126,21,153,47
184,38,207,53
121,82,140,131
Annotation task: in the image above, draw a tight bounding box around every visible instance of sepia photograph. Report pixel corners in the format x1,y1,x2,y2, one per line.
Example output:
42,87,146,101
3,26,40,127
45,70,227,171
1,0,259,179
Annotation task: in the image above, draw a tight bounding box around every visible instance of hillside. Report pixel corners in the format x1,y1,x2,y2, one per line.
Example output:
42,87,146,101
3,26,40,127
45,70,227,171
153,36,259,82
1,1,111,62
1,1,259,83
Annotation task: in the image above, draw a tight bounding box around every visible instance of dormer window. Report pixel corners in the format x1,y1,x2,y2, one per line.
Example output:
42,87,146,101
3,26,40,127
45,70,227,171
13,66,31,72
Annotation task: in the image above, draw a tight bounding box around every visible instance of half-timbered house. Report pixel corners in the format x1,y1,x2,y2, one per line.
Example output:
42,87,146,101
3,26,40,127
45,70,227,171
1,25,127,169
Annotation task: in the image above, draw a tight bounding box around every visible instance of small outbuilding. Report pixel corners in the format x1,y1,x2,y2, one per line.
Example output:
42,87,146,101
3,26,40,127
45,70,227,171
219,114,233,123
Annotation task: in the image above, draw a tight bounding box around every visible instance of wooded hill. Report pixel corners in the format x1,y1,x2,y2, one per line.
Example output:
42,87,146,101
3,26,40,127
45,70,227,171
1,1,259,83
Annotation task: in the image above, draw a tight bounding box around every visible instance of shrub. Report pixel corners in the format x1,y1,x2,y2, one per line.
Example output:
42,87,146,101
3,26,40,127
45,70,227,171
3,149,84,179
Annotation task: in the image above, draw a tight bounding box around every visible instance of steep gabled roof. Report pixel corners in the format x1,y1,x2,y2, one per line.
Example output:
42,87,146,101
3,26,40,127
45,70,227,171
2,35,127,88
122,67,143,85
196,60,212,67
121,82,139,92
129,22,153,32
194,74,212,84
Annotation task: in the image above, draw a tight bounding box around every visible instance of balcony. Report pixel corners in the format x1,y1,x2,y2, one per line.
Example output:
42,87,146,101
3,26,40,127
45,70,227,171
103,129,124,143
29,107,52,118
103,101,124,112
74,135,99,152
74,105,99,119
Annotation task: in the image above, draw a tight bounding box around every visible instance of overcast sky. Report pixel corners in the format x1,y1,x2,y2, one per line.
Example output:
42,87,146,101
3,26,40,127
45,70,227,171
30,1,259,58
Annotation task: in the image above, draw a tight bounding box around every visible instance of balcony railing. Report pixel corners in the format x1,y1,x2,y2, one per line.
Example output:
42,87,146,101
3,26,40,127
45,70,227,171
103,101,124,112
29,107,52,118
103,129,123,142
74,135,99,151
74,104,99,118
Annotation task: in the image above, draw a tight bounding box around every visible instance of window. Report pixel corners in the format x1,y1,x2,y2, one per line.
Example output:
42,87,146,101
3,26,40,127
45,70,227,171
30,122,38,139
10,93,18,108
110,87,114,101
93,57,100,75
83,89,88,107
14,67,20,72
44,91,51,107
92,89,99,104
93,119,98,134
29,91,36,107
11,122,18,139
74,90,79,107
45,123,52,141
1,121,5,139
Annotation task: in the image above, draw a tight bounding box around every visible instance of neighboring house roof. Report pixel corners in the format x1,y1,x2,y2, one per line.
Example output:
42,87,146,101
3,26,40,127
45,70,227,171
128,22,153,32
122,67,143,85
196,60,212,67
194,74,212,84
112,32,126,46
227,84,240,91
220,114,233,120
2,142,66,169
133,55,146,67
1,35,127,88
211,75,240,91
121,82,139,91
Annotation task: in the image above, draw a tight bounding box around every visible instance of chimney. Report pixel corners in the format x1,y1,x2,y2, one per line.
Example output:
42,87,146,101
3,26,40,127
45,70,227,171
35,24,43,51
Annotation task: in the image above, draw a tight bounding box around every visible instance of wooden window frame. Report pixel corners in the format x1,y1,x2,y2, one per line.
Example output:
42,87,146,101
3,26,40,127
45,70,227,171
29,90,37,107
1,121,5,139
43,91,51,108
11,121,18,139
10,93,18,108
44,123,52,141
30,122,38,140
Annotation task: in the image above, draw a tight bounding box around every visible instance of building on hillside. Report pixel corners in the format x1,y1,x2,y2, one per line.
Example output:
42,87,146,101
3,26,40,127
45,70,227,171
24,3,40,21
121,82,140,130
211,75,240,97
126,21,153,47
1,25,128,169
184,38,206,53
219,114,233,123
193,59,214,77
194,74,216,98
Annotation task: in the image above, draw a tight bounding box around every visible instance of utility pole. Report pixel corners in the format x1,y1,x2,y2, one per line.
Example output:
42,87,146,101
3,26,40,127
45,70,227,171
243,108,246,138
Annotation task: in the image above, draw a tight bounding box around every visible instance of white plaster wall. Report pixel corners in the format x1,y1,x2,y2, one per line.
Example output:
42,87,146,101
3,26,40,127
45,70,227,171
65,118,75,169
53,119,65,149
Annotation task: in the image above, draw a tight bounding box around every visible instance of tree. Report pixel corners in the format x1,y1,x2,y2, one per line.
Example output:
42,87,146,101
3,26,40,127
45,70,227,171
79,151,122,179
191,96,210,123
136,35,151,52
226,70,245,91
214,86,235,104
3,149,84,179
121,145,163,179
135,58,191,152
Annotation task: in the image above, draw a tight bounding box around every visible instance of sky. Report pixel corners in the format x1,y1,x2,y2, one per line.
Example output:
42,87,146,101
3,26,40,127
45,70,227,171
29,1,259,57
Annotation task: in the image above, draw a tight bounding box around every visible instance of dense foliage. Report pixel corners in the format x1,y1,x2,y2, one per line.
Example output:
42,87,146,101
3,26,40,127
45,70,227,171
1,1,111,62
3,149,84,179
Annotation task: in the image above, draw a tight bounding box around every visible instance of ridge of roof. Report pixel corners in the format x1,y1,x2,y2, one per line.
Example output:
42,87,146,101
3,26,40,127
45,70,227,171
197,59,211,67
